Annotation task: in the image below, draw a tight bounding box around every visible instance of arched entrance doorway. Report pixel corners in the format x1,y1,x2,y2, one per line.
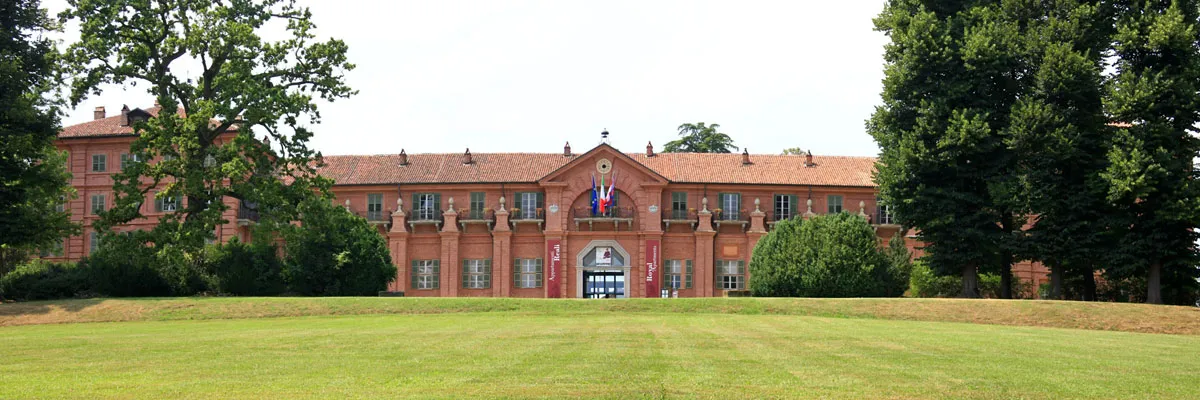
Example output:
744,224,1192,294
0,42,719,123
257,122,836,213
575,240,632,298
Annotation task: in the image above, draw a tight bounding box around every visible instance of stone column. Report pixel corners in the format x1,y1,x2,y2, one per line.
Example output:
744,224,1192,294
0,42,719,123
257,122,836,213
695,196,716,297
440,197,460,297
387,197,409,292
493,196,513,297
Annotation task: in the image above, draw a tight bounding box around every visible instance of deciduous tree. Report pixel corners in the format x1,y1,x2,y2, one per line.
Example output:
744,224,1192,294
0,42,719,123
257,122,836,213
0,0,79,273
663,122,738,153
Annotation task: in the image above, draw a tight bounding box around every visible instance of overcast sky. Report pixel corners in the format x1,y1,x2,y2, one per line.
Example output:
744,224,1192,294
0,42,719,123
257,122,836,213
49,0,890,157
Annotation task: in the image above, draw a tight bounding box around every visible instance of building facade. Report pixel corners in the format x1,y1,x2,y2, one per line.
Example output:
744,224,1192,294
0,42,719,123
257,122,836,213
50,107,1050,297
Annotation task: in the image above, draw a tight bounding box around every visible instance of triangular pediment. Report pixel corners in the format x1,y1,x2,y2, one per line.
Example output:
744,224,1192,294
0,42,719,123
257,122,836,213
537,143,669,185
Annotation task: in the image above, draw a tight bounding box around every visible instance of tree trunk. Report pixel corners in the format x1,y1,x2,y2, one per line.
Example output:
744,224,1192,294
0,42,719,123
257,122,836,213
1050,267,1063,300
1146,261,1163,304
1082,266,1097,301
999,252,1013,299
961,263,981,298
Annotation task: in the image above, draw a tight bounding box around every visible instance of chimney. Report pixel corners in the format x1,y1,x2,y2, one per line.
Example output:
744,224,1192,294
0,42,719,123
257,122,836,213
805,150,814,167
398,149,408,166
93,106,106,120
646,141,655,157
153,99,160,107
462,148,472,164
564,142,572,157
742,149,751,165
120,105,131,126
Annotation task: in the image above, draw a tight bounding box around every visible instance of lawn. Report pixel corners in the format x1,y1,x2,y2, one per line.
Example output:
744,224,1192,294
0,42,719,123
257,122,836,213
1,298,1198,399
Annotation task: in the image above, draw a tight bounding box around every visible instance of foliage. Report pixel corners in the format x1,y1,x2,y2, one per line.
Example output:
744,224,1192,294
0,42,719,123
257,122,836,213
60,0,355,271
282,197,395,296
870,1,1030,298
878,232,913,297
206,238,285,296
0,259,89,301
781,147,806,155
1100,0,1200,304
909,261,1030,299
749,213,899,297
0,0,79,273
83,232,173,297
662,122,738,153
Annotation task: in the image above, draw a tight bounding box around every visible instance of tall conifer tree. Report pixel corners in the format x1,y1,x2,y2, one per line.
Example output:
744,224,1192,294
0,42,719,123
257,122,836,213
870,1,1026,298
1103,0,1200,304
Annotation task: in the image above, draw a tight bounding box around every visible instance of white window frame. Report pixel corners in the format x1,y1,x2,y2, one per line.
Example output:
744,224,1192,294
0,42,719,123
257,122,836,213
877,198,894,224
413,260,439,290
717,260,745,290
90,193,106,214
775,195,792,220
417,193,437,220
517,258,543,289
720,193,741,220
463,259,490,289
367,193,383,220
520,193,538,219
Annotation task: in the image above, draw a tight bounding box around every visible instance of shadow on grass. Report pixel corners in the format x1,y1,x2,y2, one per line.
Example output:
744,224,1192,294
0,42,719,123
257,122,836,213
0,298,106,317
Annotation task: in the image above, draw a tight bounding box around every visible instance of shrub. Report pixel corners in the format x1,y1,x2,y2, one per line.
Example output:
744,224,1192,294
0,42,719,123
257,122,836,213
283,198,396,296
207,238,285,296
0,259,90,301
909,262,1032,298
750,213,900,297
84,233,173,297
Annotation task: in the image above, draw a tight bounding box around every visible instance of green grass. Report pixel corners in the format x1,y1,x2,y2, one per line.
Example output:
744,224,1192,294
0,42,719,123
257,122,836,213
1,298,1199,399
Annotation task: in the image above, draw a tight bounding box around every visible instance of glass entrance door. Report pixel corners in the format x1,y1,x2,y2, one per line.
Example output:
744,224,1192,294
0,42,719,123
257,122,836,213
583,270,625,298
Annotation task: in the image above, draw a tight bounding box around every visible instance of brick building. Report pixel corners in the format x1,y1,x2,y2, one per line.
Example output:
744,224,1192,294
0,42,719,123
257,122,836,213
50,107,1049,297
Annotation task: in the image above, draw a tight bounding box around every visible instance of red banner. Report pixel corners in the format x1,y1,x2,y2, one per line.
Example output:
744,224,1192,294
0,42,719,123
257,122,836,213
645,239,660,297
547,239,562,298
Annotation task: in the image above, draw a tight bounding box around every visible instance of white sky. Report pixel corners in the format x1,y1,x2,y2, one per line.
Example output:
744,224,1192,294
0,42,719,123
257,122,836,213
49,0,890,157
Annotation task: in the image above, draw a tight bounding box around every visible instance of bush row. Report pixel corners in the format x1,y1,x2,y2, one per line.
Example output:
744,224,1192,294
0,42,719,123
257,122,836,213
0,201,396,301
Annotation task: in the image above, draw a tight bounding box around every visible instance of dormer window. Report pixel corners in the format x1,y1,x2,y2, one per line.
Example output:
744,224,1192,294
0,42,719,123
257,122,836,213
123,108,153,126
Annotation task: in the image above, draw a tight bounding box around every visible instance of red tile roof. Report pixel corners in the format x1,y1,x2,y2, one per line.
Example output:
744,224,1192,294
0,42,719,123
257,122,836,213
320,150,878,187
57,107,236,138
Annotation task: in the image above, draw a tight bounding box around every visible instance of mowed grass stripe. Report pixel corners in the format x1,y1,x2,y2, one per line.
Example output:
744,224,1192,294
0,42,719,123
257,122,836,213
2,297,1199,335
1,312,1198,399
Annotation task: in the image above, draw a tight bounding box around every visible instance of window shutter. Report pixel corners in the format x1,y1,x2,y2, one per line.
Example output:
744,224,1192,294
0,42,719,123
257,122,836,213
514,258,522,288
412,193,419,215
536,192,544,210
411,260,419,289
431,260,441,289
789,195,799,218
737,260,745,275
535,258,544,288
686,260,694,289
462,260,470,288
432,194,442,215
154,196,163,212
484,259,492,288
735,193,742,213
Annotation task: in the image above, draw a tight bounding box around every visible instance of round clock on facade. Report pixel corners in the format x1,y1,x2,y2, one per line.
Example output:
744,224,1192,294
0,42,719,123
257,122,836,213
596,158,613,174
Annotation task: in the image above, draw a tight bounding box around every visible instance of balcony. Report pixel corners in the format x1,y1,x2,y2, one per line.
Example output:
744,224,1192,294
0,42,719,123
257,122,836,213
573,206,634,231
875,207,898,228
458,209,496,229
236,201,260,226
408,209,444,230
713,209,750,231
510,208,545,230
663,209,698,230
357,209,391,226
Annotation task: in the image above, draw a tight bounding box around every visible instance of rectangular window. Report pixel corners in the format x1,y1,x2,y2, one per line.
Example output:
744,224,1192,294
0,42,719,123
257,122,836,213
514,258,543,288
670,192,688,219
877,198,895,225
827,195,843,214
774,194,798,221
90,193,106,215
413,193,440,220
55,195,65,213
717,260,745,290
665,260,693,289
91,154,106,172
462,259,492,289
88,231,99,254
367,193,383,220
469,192,485,219
719,193,741,220
154,192,181,212
119,153,141,170
411,259,440,290
516,192,543,219
40,240,64,257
